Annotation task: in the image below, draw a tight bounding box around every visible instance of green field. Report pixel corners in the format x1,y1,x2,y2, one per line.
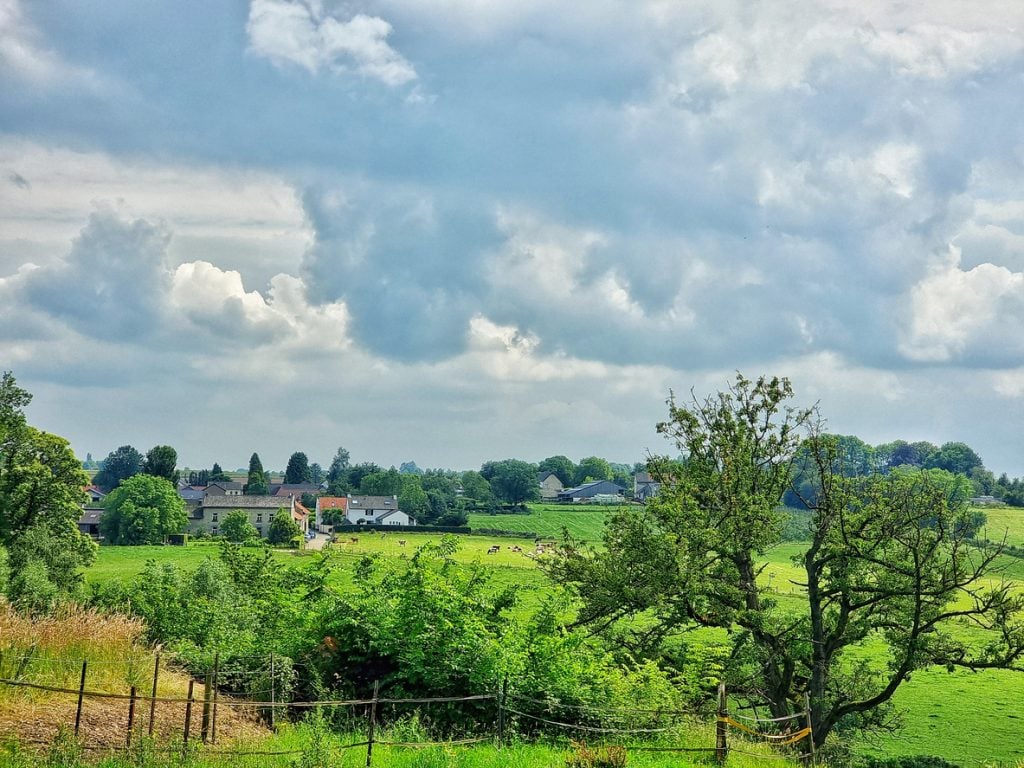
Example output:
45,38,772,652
468,503,616,541
979,505,1024,547
82,508,1024,765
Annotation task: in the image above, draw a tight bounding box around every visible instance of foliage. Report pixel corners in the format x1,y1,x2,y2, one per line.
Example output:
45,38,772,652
545,373,1024,751
575,456,612,485
859,757,962,768
481,459,539,507
565,742,628,768
209,462,232,482
539,455,576,486
246,452,269,495
326,446,351,494
360,467,403,496
100,474,187,545
268,508,301,545
0,372,96,604
309,462,324,484
142,444,179,484
285,451,312,484
460,470,495,511
92,444,144,491
220,509,258,543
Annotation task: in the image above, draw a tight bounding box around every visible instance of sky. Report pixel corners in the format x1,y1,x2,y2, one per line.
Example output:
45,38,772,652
2,0,1024,474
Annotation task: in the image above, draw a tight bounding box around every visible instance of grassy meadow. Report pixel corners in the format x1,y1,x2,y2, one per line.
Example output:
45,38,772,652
71,503,1024,764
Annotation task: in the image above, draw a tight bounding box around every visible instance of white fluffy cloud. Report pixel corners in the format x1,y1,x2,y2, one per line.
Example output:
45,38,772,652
247,0,416,85
900,246,1024,363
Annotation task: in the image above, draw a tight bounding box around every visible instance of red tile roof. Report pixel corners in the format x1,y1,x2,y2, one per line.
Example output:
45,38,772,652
317,497,348,510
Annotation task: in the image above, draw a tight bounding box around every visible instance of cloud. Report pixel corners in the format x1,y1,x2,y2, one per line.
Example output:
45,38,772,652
19,206,172,342
247,0,416,86
0,0,84,83
300,181,498,360
899,246,1024,364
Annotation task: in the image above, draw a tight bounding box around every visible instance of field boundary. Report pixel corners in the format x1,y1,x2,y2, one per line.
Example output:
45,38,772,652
0,660,815,765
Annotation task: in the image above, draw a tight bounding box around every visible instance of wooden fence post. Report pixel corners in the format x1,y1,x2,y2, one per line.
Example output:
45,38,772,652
148,652,160,737
211,652,220,745
183,679,195,749
716,681,728,764
804,692,816,765
201,668,213,743
269,652,276,729
497,676,507,749
126,686,137,747
365,679,380,768
74,660,87,738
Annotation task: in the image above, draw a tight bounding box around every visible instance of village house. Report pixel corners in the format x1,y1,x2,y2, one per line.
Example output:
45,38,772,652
634,471,661,503
190,494,296,538
346,495,415,526
314,496,348,532
537,471,564,501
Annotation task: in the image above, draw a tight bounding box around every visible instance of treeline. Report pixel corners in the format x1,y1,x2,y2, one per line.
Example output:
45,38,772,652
89,442,645,528
783,435,1024,507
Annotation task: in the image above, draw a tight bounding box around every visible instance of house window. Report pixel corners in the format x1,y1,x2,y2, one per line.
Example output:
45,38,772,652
212,527,218,535
212,512,218,522
257,513,263,523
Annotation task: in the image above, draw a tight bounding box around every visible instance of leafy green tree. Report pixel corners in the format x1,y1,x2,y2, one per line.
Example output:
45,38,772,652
100,474,187,545
220,509,258,542
538,455,576,486
93,444,144,491
546,374,1024,751
284,452,312,484
309,463,324,484
326,447,351,494
246,453,269,495
268,508,301,545
399,460,422,475
460,470,495,511
143,445,179,484
0,372,96,602
209,462,232,482
398,476,428,521
925,441,984,476
481,459,539,507
188,469,210,486
359,468,402,496
575,456,612,485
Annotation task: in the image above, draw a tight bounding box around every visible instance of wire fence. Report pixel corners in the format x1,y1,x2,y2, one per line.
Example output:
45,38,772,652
0,651,815,766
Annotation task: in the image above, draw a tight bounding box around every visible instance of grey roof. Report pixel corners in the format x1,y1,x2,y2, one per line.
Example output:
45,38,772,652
537,471,561,483
179,488,204,501
348,495,399,510
271,483,320,496
201,495,294,509
79,509,103,525
559,480,625,497
206,481,244,491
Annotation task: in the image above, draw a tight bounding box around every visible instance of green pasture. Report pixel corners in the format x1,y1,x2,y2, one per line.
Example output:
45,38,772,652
979,505,1024,547
468,503,617,541
83,526,1024,764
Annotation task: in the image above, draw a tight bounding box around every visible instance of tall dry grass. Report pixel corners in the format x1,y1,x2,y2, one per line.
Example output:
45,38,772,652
0,601,151,691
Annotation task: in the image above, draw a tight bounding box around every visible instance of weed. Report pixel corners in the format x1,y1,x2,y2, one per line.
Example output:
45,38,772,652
565,741,627,768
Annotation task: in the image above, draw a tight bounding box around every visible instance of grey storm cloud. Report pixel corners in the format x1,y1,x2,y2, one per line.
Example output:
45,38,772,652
20,207,172,342
301,183,500,361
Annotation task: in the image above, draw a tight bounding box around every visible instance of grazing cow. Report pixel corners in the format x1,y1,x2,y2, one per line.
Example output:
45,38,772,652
487,545,500,554
398,539,407,546
510,545,522,553
350,537,359,543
